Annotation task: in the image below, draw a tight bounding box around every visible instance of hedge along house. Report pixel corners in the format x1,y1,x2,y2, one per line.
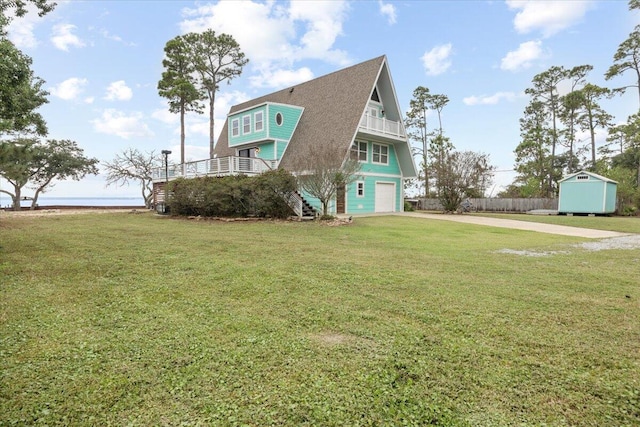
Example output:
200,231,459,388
152,55,417,216
558,170,618,215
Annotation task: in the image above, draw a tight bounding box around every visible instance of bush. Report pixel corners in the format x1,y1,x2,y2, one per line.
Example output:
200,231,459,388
168,170,298,219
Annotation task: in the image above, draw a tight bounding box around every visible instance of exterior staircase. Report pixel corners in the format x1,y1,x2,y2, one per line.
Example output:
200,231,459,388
284,191,317,220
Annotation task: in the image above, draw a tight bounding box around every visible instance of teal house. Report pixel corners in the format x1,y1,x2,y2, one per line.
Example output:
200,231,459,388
211,55,418,215
558,171,618,215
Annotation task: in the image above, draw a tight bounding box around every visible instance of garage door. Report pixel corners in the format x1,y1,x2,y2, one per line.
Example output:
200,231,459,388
375,182,395,213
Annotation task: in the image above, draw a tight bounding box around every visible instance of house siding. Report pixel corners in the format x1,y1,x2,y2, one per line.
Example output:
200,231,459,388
228,105,268,147
346,175,402,214
268,104,303,141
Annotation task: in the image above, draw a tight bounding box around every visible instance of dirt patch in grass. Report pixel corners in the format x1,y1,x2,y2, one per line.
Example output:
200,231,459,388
496,249,569,257
497,234,640,257
310,332,355,346
576,235,640,251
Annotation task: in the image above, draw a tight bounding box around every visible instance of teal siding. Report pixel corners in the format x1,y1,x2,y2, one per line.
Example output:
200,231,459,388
345,176,402,214
268,104,303,140
228,106,268,147
558,175,617,214
604,182,617,212
356,140,401,175
256,142,275,160
275,140,288,159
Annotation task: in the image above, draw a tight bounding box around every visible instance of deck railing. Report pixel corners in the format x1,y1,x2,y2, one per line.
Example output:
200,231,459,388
359,115,405,138
152,156,277,182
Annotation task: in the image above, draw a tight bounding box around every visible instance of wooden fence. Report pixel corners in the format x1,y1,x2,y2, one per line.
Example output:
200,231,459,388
415,198,558,213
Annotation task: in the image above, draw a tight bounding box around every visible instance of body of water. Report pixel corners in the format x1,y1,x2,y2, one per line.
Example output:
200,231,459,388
2,197,145,209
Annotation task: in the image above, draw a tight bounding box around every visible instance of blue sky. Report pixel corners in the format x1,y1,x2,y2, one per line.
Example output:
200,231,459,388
2,0,638,200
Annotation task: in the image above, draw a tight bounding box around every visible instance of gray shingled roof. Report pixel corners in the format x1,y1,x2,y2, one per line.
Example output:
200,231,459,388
213,56,386,169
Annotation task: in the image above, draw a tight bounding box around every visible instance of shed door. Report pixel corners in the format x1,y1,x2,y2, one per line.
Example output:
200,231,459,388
375,182,395,213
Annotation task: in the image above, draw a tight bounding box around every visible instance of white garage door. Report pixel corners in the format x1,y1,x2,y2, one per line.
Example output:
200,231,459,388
375,182,396,213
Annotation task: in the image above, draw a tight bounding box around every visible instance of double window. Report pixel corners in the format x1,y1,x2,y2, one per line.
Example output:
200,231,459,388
351,141,367,162
372,143,388,165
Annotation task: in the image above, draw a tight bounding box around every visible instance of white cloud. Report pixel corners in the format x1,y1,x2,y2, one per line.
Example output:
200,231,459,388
463,92,519,106
6,7,40,48
506,0,594,37
84,97,95,104
51,24,85,51
500,40,543,71
379,1,397,25
91,109,153,139
421,43,453,76
151,108,178,125
104,80,133,101
180,1,350,88
50,77,88,100
249,67,314,89
98,28,136,46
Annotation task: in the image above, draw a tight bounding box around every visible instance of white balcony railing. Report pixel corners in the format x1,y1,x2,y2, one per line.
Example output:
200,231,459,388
152,156,277,182
359,115,406,138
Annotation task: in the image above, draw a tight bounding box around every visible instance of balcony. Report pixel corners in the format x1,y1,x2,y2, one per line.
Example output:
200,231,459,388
152,156,278,182
359,114,406,139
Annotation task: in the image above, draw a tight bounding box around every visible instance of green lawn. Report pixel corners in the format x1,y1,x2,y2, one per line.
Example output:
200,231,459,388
1,213,639,426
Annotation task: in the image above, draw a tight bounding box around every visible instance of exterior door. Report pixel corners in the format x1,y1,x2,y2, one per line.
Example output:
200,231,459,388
336,186,346,214
237,148,256,172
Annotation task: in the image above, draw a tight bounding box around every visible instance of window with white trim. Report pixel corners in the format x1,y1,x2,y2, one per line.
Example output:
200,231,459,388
231,118,239,137
576,174,589,180
356,181,365,197
372,143,388,165
350,141,367,162
242,115,251,134
255,111,264,132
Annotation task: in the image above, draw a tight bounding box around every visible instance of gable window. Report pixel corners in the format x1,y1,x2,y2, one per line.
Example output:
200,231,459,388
351,141,367,162
242,115,251,134
356,181,365,197
255,111,264,132
231,118,239,137
275,112,283,126
577,174,589,181
372,143,388,165
371,87,380,102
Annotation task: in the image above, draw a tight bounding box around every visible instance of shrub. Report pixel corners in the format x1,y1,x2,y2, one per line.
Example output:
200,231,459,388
168,170,298,219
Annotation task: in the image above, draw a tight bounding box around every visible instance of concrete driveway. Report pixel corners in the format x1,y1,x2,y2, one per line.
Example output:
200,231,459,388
394,212,628,239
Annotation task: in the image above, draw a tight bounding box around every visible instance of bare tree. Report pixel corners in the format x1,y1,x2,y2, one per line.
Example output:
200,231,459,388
434,150,495,212
103,148,161,209
289,140,361,216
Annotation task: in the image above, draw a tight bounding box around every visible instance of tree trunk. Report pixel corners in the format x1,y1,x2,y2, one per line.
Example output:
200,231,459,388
209,91,215,159
180,102,186,175
13,186,21,211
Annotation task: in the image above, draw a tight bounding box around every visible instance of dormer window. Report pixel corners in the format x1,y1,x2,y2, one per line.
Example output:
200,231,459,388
242,115,251,134
231,118,239,137
255,111,264,132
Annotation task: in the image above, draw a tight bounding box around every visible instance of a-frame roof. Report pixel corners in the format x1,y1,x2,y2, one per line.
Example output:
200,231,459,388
214,55,391,169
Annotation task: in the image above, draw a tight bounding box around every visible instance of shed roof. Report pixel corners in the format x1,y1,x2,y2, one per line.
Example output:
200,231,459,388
213,56,390,169
559,170,618,184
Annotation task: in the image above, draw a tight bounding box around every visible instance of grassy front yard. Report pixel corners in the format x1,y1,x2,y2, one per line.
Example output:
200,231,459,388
1,213,639,426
